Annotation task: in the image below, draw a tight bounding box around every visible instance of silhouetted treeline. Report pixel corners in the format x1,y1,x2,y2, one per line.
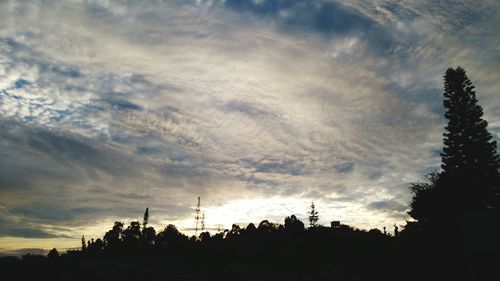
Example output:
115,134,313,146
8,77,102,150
1,66,499,280
0,216,402,281
2,213,499,281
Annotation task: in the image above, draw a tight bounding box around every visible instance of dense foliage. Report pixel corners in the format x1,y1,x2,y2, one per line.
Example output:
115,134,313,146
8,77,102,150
408,67,499,237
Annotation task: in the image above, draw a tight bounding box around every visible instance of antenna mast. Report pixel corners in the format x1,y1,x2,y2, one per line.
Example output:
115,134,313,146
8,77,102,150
194,197,201,237
201,212,205,232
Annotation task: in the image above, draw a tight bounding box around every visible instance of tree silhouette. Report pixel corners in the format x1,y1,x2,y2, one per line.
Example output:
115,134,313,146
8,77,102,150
284,215,305,233
47,248,59,259
440,67,499,212
408,66,500,234
199,231,211,242
93,239,104,254
227,224,241,239
155,224,188,249
142,207,149,229
308,202,319,228
81,235,87,252
407,171,440,230
245,222,256,233
257,220,278,233
141,226,156,247
441,68,499,175
103,221,124,252
140,208,155,247
122,221,141,249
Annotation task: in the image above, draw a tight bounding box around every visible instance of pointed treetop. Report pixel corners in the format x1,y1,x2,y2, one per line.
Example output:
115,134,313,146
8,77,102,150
143,208,149,228
81,235,87,251
308,201,319,228
441,66,499,177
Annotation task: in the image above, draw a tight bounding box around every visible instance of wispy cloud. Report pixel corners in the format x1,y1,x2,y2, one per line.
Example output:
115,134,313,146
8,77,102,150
0,0,499,251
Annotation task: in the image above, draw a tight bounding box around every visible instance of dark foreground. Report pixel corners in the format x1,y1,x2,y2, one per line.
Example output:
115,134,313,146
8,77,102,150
2,225,499,281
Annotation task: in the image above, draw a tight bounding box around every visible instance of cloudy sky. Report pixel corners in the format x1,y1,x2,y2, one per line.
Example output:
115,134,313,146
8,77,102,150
1,0,499,254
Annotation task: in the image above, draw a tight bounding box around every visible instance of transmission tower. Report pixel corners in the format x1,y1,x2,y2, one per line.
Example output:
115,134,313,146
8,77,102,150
194,197,201,237
201,212,205,232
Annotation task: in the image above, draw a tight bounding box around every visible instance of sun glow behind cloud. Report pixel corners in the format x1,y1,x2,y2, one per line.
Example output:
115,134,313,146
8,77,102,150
0,0,499,253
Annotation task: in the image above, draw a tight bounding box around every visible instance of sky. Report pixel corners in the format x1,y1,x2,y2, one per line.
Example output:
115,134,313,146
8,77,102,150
0,0,499,255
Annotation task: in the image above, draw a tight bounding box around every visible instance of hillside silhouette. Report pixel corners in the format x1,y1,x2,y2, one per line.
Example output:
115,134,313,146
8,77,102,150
1,67,499,281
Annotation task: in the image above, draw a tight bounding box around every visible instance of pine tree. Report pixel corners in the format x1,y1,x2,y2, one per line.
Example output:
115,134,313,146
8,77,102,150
440,67,499,212
81,235,87,252
143,208,149,229
408,67,500,231
308,202,319,228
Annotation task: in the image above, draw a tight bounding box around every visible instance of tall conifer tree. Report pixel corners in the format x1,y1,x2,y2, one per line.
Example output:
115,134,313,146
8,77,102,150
143,208,149,229
308,202,319,228
408,67,499,231
81,235,87,252
440,67,499,211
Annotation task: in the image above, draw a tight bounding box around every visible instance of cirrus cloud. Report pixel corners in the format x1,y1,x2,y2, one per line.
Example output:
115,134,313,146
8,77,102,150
0,0,499,252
